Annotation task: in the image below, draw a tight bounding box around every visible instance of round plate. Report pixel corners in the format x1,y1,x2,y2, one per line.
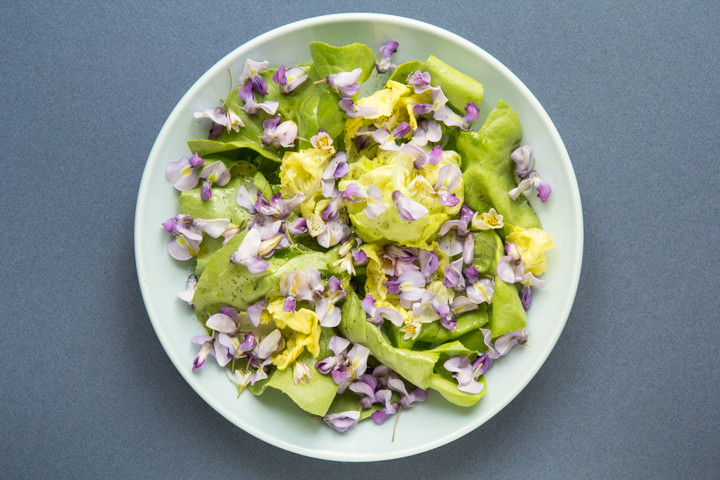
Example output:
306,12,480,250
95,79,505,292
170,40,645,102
135,13,583,462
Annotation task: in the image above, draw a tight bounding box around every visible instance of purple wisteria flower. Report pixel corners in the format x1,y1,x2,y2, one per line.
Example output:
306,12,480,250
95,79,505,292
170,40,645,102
315,336,370,393
246,298,268,327
246,329,285,384
411,118,442,146
238,59,270,95
473,328,529,376
338,97,378,118
254,192,304,219
205,307,240,367
412,78,479,130
325,68,362,96
434,163,462,206
496,242,525,284
272,65,308,94
395,269,428,309
508,170,552,202
341,183,387,220
466,276,495,305
511,145,533,177
352,368,427,424
406,70,432,93
443,355,485,394
321,152,349,197
375,40,399,73
198,160,231,200
178,274,197,308
437,205,475,260
361,295,403,327
193,106,244,135
166,152,204,191
443,258,466,292
309,215,350,249
279,268,324,306
509,145,551,202
431,298,457,330
371,124,401,151
261,116,298,147
287,217,307,235
229,228,269,273
352,248,368,265
312,276,346,328
163,214,229,260
238,80,279,116
519,272,546,309
323,411,360,432
190,306,242,370
392,190,429,221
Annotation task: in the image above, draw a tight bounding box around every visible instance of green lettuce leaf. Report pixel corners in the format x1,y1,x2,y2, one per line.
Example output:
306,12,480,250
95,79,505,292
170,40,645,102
428,373,485,407
387,60,423,83
458,100,542,237
489,275,527,337
421,55,484,112
338,290,439,389
472,229,504,275
416,305,489,344
309,42,376,83
192,233,339,322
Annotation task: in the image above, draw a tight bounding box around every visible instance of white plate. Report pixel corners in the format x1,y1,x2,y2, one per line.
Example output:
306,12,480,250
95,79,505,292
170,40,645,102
135,13,583,462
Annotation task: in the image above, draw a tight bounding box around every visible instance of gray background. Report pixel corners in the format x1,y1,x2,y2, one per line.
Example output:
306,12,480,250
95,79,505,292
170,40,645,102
2,1,718,478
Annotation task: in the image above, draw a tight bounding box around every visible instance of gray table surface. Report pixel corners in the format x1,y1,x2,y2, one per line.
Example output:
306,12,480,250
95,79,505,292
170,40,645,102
2,1,718,478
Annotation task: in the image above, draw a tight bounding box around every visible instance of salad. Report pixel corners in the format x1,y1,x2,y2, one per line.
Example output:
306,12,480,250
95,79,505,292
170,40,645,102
162,40,555,432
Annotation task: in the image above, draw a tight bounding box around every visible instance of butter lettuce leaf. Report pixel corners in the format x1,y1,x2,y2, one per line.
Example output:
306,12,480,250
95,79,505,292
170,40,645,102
421,55,484,112
339,290,439,389
416,305,489,344
193,233,339,322
490,274,527,337
309,42,376,83
458,100,542,237
428,373,485,407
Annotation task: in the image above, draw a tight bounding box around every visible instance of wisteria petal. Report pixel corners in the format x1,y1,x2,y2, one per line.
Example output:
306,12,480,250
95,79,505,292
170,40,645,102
342,183,367,203
439,190,460,207
328,336,350,356
339,97,378,118
247,298,268,327
255,329,284,359
195,218,231,238
520,285,532,308
287,217,308,235
536,178,552,202
316,298,341,328
206,312,237,334
167,238,193,261
392,191,429,221
363,185,387,219
511,145,533,178
230,228,262,264
494,329,528,357
406,70,432,93
166,155,201,191
236,184,258,213
323,411,360,432
376,40,399,73
375,306,404,327
178,274,197,307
